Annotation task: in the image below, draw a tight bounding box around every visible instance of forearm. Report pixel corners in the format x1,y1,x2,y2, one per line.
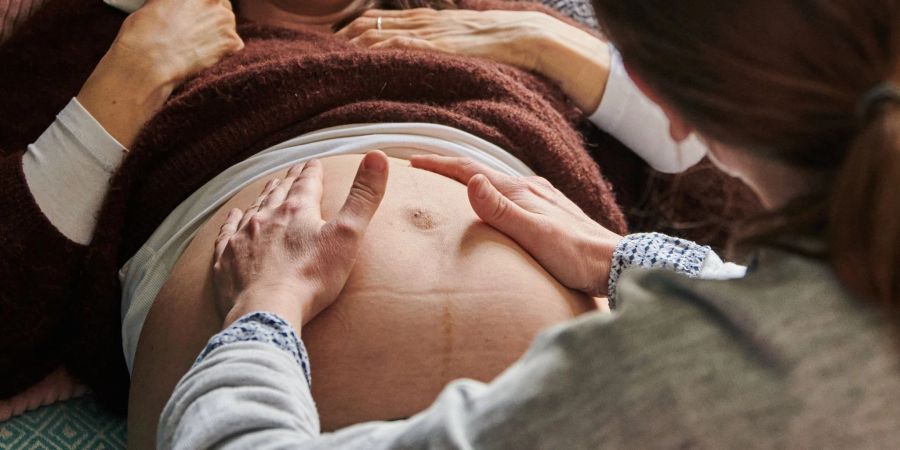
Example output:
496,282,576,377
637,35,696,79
76,44,175,148
22,98,129,244
159,312,317,449
588,48,707,173
528,17,610,114
26,40,184,245
528,21,707,174
222,284,312,333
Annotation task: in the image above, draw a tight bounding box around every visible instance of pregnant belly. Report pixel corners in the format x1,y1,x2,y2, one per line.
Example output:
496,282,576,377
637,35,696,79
128,154,597,445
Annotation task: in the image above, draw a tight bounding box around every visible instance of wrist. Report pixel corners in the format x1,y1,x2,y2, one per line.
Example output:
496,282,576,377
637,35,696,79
76,46,176,147
587,232,624,296
223,281,317,333
531,19,610,113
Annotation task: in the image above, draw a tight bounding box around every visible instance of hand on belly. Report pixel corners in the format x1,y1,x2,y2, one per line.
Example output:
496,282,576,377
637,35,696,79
128,154,597,446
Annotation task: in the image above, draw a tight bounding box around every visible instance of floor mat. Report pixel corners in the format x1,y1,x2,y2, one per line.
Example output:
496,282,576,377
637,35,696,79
0,396,125,449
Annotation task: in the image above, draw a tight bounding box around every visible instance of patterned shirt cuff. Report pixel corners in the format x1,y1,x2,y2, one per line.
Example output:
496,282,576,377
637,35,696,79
607,232,711,309
195,312,312,386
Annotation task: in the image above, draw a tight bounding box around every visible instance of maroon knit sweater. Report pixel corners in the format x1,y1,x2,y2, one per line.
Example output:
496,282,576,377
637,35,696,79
0,0,628,412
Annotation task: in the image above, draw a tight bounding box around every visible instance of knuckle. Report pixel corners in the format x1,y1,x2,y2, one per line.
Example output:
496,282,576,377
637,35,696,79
222,9,237,25
345,21,365,36
350,181,381,206
410,8,435,17
359,29,380,42
247,215,264,231
331,218,361,240
490,197,511,222
281,199,304,214
526,181,547,197
510,177,529,192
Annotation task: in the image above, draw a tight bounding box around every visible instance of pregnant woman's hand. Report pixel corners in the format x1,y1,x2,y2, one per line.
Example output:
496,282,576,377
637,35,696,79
77,0,243,147
411,155,622,296
336,8,610,113
212,152,390,331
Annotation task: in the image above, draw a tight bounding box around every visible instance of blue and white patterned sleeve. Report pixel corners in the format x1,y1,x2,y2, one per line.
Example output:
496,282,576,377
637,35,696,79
607,233,712,309
539,0,599,29
196,311,312,386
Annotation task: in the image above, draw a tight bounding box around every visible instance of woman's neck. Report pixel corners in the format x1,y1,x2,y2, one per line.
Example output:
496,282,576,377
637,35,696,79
237,0,367,31
707,141,824,210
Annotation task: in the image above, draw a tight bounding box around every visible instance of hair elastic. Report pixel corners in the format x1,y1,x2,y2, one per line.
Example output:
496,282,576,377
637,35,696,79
857,82,900,122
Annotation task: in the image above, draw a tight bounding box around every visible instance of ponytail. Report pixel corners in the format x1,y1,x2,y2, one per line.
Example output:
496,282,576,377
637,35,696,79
829,99,900,308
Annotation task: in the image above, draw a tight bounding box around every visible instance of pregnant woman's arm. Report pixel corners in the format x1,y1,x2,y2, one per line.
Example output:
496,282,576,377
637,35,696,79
28,0,243,242
0,0,241,396
337,8,706,173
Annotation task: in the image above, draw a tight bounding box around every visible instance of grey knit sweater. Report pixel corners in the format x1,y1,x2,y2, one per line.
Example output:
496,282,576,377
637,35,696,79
159,234,900,449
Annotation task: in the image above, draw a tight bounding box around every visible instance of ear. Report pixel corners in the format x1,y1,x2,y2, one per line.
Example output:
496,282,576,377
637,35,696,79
626,67,694,143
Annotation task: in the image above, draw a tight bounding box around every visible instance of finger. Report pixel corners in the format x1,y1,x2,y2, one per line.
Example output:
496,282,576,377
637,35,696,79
220,0,233,11
255,178,282,208
350,29,417,48
336,14,426,38
240,176,282,229
215,208,243,263
370,36,437,51
331,151,390,237
467,174,540,245
361,8,435,18
283,159,325,219
262,163,306,210
410,155,512,187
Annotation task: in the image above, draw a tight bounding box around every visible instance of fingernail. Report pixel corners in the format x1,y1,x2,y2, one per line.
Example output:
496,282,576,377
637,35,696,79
364,153,387,173
475,176,491,199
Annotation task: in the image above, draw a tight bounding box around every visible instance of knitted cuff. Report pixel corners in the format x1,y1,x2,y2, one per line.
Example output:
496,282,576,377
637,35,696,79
196,312,312,387
607,232,711,309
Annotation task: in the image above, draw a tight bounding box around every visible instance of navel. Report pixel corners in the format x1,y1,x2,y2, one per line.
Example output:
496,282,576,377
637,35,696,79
405,207,442,231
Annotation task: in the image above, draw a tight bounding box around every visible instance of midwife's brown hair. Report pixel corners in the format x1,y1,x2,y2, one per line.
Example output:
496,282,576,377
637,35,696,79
591,0,900,307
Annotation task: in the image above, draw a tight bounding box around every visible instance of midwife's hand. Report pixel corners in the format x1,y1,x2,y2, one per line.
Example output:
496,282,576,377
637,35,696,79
411,155,622,296
77,0,243,147
212,152,390,330
336,8,610,113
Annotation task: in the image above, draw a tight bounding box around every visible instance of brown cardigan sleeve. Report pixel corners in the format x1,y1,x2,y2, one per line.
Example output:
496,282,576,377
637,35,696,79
0,151,86,398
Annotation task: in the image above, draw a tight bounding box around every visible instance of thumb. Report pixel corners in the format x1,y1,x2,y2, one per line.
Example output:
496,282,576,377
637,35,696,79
467,174,537,243
333,151,390,236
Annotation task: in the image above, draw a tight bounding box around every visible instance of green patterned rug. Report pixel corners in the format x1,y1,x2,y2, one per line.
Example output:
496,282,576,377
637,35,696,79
0,396,126,449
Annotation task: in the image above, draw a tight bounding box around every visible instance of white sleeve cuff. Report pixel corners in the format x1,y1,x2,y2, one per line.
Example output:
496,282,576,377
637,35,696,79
103,0,144,13
65,97,128,171
698,251,748,280
589,47,707,173
23,98,128,244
